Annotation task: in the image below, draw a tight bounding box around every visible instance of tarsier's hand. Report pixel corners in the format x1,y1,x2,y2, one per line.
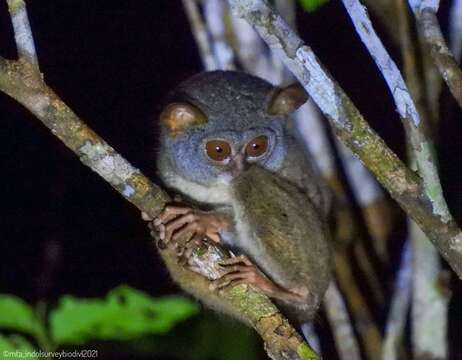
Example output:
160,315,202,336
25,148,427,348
141,196,229,255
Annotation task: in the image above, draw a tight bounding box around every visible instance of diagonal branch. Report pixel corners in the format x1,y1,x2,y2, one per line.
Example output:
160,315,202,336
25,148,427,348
0,3,318,359
227,0,462,280
0,57,318,360
409,0,462,109
341,0,451,225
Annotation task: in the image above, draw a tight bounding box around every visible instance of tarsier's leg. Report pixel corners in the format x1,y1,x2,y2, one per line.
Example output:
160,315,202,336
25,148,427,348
213,255,314,306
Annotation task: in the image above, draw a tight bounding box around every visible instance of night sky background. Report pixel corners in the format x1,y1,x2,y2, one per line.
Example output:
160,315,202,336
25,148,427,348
1,0,462,359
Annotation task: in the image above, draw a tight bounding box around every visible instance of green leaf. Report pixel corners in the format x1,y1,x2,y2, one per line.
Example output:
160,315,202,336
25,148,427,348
49,286,199,346
121,311,261,360
299,0,329,12
0,334,38,359
0,295,42,337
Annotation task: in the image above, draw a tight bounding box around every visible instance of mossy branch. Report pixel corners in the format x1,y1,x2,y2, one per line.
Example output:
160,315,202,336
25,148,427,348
0,55,318,360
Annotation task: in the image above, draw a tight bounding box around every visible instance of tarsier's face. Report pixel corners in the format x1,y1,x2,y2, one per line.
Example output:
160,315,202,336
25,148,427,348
163,122,287,186
158,71,307,186
202,129,278,177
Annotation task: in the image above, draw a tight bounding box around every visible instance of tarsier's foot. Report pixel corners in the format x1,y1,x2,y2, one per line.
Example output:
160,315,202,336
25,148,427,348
141,196,228,253
212,254,314,305
211,255,281,295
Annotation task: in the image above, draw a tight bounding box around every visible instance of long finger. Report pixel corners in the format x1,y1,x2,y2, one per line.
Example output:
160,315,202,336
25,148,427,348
172,222,202,243
157,205,192,224
219,255,252,266
217,265,253,277
164,214,198,242
211,271,252,290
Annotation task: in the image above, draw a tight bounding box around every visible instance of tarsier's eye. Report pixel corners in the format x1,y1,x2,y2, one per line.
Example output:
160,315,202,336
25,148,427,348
245,136,268,158
205,140,232,162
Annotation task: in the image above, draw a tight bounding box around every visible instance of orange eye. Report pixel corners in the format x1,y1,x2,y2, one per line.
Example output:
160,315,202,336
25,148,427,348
245,136,268,158
205,140,232,162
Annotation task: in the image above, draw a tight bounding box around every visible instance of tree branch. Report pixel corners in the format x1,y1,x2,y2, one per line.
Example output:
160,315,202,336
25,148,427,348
6,0,38,69
383,240,412,360
324,282,361,360
449,0,462,61
182,0,218,70
203,0,235,70
0,56,319,360
227,0,462,280
395,1,450,357
410,1,462,109
341,0,450,224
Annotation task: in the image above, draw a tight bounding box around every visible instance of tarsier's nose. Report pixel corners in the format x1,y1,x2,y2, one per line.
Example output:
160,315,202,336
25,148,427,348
230,152,248,176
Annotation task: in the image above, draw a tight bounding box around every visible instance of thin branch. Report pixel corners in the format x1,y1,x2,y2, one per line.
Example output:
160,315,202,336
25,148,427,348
203,0,235,70
411,222,449,359
228,0,462,280
449,0,462,61
395,1,450,357
342,0,451,224
383,240,412,360
300,323,321,356
362,0,400,44
324,281,362,360
410,2,462,109
6,0,39,69
335,252,383,360
182,0,218,70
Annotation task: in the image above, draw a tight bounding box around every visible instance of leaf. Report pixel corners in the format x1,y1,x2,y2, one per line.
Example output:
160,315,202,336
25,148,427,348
0,333,38,359
124,311,261,360
0,295,41,337
299,0,329,12
49,286,199,346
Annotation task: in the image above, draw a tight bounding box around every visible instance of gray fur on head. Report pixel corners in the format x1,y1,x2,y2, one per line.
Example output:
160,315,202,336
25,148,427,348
158,71,290,187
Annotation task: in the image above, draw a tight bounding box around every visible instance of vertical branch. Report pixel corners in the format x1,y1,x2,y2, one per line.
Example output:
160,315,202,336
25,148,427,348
203,0,235,70
324,282,362,360
182,0,218,70
411,222,449,359
395,1,450,358
231,16,277,83
383,241,412,360
335,253,383,360
6,0,39,69
449,0,462,61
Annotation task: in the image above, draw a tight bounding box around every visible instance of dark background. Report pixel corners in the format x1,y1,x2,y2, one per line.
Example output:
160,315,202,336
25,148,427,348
1,0,461,359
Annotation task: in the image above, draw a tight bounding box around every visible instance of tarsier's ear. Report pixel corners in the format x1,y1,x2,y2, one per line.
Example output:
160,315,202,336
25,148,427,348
160,102,208,137
268,83,309,116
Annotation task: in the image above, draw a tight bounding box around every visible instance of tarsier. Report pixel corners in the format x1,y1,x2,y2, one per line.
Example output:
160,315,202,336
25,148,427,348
143,71,333,325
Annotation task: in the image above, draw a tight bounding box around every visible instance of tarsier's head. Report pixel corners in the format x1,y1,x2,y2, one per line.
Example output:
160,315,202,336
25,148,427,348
159,71,307,186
